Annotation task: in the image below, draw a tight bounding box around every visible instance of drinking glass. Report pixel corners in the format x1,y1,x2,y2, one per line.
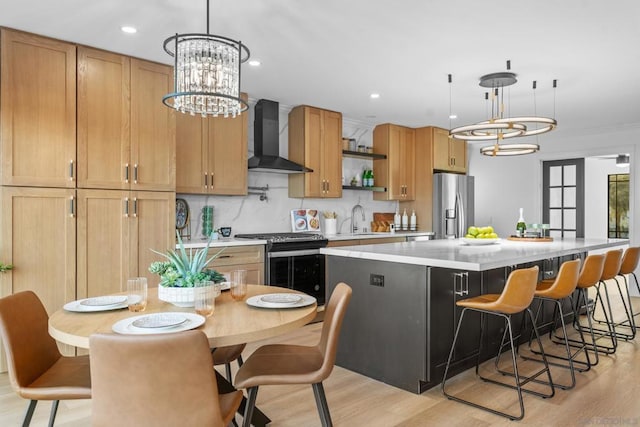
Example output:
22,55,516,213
230,269,247,301
127,277,147,312
194,281,215,317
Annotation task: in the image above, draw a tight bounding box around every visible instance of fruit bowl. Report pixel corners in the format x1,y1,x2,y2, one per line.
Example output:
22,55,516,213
461,237,500,246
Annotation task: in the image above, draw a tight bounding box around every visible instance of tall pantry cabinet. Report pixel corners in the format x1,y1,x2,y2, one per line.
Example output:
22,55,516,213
0,29,175,365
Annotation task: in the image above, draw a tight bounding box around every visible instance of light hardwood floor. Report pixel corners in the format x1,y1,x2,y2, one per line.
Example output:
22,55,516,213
1,295,638,426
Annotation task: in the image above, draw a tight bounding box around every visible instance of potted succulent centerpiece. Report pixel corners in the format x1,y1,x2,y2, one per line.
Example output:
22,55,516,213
149,232,226,307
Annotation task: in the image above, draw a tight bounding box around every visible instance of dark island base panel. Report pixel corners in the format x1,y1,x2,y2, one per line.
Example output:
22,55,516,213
326,253,582,394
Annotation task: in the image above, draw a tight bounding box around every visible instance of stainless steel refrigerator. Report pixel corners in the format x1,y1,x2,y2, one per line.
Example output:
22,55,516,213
433,173,474,239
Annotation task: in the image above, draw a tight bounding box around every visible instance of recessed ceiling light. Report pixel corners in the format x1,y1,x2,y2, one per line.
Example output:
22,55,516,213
370,93,380,99
449,114,457,119
121,26,137,34
248,60,261,67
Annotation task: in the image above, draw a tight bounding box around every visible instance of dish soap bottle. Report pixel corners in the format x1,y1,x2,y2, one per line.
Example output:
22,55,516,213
410,210,417,231
401,208,408,231
516,208,527,237
394,208,401,231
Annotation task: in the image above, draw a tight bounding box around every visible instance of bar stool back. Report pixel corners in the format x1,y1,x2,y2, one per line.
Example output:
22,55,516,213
616,246,639,330
442,266,554,421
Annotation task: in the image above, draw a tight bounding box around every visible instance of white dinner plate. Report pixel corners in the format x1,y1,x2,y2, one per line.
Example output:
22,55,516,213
80,295,127,307
131,313,187,329
260,293,303,305
112,312,205,335
246,293,316,309
461,237,500,246
64,298,128,313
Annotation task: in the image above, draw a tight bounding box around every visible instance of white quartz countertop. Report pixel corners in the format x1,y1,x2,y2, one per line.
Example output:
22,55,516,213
321,238,628,271
179,238,267,249
326,231,434,241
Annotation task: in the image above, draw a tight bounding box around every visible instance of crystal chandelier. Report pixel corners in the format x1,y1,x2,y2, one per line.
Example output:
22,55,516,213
449,61,557,156
163,0,250,118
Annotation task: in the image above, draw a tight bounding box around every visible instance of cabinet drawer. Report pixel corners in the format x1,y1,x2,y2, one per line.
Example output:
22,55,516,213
208,245,265,267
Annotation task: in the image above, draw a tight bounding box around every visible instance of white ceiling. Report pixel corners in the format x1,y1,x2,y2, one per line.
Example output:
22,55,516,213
2,0,639,140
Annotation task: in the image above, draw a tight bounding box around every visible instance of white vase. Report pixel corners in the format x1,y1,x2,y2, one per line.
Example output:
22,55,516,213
158,286,195,307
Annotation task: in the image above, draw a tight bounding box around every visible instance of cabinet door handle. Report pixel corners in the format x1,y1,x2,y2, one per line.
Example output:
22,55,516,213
453,272,469,296
125,164,129,183
133,198,138,217
124,197,129,217
217,255,232,259
69,160,74,181
69,196,75,217
210,173,214,188
133,164,138,184
204,173,208,189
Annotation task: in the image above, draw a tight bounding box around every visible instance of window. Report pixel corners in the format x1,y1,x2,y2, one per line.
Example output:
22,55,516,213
608,174,629,238
542,159,585,238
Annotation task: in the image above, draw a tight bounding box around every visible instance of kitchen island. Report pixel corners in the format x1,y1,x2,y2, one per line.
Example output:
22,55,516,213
321,238,627,393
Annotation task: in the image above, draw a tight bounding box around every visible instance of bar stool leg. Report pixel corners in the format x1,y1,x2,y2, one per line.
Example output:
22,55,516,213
592,278,636,340
572,288,612,358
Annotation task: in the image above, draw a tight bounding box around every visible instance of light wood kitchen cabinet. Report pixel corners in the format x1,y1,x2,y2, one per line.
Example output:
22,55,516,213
288,106,342,198
76,189,175,298
175,94,248,195
432,126,467,173
77,47,130,190
373,124,415,201
208,245,265,285
1,29,76,188
400,126,435,231
0,187,77,361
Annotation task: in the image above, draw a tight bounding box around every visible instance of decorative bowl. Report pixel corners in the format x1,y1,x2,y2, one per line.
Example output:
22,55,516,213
461,237,500,246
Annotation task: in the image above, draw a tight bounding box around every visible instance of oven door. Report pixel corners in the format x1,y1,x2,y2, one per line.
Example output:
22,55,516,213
268,249,325,305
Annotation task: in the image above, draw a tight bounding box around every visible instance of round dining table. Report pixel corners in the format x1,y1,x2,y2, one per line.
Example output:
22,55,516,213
49,285,318,349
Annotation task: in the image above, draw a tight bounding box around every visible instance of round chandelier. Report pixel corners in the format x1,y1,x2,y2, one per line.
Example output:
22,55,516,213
163,0,250,118
448,62,557,156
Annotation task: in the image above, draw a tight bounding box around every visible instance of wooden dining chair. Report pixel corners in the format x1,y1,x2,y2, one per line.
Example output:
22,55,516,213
0,291,92,427
234,282,352,427
89,331,243,427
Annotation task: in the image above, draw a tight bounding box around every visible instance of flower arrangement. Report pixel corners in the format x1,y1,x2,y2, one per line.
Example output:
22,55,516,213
149,232,225,288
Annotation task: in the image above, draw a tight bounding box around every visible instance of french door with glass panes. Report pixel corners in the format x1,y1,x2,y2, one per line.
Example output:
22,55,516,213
542,159,585,238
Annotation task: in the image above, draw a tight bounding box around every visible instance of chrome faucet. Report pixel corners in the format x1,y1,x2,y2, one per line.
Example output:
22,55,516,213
350,204,366,233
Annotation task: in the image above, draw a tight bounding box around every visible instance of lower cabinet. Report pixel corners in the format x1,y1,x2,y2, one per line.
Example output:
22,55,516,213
208,245,265,285
76,189,175,299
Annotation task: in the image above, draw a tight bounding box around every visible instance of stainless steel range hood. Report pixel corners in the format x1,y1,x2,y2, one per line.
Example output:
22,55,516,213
248,99,312,174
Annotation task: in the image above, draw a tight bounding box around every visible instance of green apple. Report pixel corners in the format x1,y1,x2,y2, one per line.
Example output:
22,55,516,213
467,226,479,236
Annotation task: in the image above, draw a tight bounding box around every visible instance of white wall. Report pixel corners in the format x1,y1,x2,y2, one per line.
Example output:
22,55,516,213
179,101,397,240
584,158,629,239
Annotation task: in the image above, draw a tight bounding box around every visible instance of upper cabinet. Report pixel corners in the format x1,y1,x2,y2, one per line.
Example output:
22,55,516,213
77,47,130,190
432,127,467,174
175,93,248,195
288,105,342,198
1,29,77,188
373,124,415,201
129,59,176,191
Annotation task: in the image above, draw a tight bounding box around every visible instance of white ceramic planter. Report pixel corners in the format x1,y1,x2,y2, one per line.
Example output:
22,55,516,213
158,286,195,307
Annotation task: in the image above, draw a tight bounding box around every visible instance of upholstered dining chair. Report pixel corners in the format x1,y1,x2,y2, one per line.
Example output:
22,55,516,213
234,282,352,427
212,343,246,383
89,331,243,427
0,291,92,427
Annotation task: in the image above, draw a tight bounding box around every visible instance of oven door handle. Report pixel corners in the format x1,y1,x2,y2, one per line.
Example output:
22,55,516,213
268,249,321,258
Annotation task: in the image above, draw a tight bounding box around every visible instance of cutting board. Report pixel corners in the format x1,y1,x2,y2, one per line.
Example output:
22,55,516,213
372,212,395,232
507,236,554,242
373,212,395,222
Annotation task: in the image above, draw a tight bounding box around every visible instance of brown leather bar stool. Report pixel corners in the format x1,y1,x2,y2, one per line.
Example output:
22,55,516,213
525,259,588,390
442,266,554,421
614,246,639,331
570,253,611,361
591,249,631,340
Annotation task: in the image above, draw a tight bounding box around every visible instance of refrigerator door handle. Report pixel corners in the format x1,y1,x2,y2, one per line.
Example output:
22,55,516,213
456,191,465,238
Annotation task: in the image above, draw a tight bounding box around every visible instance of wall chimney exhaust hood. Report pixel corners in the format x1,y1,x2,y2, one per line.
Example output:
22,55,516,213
248,99,312,174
